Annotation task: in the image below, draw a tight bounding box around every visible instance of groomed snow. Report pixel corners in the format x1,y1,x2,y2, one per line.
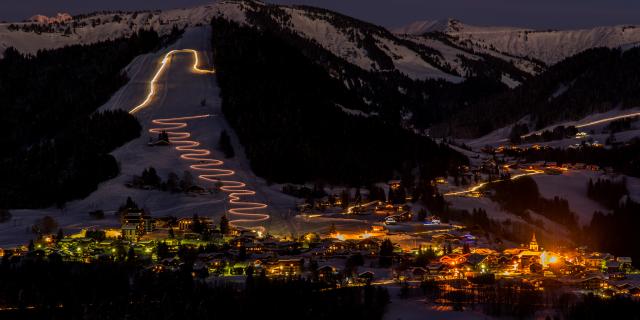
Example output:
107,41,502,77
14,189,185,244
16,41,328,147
0,26,298,248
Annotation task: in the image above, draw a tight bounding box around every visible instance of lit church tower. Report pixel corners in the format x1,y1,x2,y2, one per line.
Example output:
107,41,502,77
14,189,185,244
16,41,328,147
529,233,539,252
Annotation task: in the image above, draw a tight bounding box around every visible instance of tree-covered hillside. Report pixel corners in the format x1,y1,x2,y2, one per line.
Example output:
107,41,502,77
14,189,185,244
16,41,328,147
0,28,182,208
211,18,467,186
443,47,640,137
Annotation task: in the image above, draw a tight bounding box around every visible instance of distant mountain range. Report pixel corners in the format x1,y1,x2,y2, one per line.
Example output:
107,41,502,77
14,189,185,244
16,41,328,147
393,18,640,64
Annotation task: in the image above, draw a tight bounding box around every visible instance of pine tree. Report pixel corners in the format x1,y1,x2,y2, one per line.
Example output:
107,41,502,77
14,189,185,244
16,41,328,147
379,239,394,268
127,247,136,262
192,214,203,234
219,215,230,235
180,171,194,191
328,223,337,234
166,172,180,192
218,130,235,158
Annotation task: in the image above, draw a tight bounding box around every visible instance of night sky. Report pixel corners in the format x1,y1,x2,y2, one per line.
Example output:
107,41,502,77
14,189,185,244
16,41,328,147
1,0,638,30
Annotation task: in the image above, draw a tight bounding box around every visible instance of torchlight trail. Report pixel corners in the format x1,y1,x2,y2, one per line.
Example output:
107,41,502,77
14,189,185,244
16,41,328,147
149,116,269,232
129,49,268,232
130,49,215,115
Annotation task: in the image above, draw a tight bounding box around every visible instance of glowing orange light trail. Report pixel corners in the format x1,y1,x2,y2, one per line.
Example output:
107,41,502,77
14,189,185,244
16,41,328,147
149,116,269,232
129,49,268,232
130,49,215,115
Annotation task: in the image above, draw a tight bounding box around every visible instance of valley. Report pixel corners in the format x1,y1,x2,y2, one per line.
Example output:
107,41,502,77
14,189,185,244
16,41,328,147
1,1,640,319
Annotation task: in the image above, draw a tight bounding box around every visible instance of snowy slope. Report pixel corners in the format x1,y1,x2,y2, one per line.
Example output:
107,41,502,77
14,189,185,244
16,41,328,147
0,26,298,248
0,2,461,82
0,1,248,57
396,19,640,65
392,19,449,35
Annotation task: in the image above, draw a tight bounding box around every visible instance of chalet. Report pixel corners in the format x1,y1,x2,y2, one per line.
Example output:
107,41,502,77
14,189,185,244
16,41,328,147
186,185,208,195
317,265,338,279
122,224,138,241
584,253,610,270
587,164,600,171
573,163,586,169
606,260,621,273
122,210,154,233
357,271,375,282
617,257,633,272
266,259,303,276
464,253,489,271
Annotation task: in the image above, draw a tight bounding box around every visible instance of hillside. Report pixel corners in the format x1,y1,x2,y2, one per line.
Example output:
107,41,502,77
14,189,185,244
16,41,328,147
440,46,640,138
395,19,640,65
0,1,533,87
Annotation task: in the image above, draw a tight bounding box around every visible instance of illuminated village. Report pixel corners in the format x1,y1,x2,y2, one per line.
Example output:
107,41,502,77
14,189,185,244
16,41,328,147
5,184,638,300
3,1,640,318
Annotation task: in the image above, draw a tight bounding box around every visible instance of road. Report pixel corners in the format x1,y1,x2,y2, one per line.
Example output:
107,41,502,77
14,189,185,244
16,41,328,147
444,170,543,196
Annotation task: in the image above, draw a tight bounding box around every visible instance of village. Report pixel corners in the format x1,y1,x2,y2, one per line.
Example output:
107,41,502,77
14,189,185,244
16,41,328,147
3,194,638,301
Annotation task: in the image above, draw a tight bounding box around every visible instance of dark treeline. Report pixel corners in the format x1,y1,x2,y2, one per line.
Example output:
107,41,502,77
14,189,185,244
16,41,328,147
410,279,640,319
584,190,640,266
0,256,389,319
606,116,638,133
487,176,579,230
502,139,640,177
230,2,513,140
509,124,578,144
0,27,183,208
587,178,628,209
211,18,467,186
207,3,640,140
445,46,640,137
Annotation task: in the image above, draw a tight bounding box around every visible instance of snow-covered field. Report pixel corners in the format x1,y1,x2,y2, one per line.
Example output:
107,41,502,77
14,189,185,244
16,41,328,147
0,26,299,248
466,107,640,149
531,171,608,225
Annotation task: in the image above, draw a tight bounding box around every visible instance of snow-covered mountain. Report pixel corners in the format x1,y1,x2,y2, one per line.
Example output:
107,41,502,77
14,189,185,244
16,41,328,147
27,13,73,24
0,1,532,85
396,19,640,65
392,19,450,35
0,2,241,57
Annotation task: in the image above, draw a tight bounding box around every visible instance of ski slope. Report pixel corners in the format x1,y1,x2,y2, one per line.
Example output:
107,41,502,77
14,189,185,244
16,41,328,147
0,26,297,248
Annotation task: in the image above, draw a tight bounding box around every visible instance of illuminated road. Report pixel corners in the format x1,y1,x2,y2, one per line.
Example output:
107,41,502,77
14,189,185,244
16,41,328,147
444,170,543,196
521,110,640,139
129,49,269,232
574,111,640,128
345,201,379,214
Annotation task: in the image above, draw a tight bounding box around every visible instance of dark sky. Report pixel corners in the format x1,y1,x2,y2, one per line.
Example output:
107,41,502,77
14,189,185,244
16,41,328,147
1,0,639,30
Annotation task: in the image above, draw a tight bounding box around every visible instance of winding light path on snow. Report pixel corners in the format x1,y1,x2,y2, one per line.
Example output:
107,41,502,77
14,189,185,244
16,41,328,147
130,49,269,232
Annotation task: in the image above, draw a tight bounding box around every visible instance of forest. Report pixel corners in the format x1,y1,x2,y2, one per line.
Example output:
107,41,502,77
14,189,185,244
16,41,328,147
502,139,640,178
0,27,183,208
444,47,640,137
215,4,640,141
210,18,467,186
583,178,640,266
485,176,579,231
0,255,389,319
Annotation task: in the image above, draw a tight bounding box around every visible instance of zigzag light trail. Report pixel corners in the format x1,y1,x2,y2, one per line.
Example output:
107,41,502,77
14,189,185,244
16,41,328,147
129,49,269,232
